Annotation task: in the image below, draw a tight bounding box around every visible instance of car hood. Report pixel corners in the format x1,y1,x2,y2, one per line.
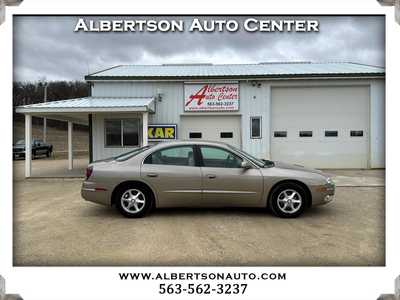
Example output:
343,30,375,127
272,161,324,175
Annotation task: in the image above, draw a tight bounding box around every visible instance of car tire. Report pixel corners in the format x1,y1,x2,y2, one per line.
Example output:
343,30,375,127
268,182,308,218
115,185,153,218
32,150,36,159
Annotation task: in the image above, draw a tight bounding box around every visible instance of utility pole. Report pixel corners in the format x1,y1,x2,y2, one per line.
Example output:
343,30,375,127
43,82,48,142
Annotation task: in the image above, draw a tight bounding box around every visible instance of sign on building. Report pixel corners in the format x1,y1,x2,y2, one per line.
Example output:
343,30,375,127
184,83,239,112
148,124,177,141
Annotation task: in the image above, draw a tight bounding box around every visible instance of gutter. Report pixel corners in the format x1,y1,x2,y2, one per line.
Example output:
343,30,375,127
85,74,385,82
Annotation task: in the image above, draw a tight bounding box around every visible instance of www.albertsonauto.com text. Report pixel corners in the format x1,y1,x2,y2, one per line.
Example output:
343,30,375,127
119,272,287,281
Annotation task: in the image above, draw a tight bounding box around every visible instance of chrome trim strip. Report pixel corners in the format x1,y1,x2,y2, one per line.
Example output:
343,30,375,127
203,190,256,194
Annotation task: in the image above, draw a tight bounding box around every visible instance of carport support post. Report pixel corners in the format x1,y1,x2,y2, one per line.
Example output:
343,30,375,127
68,121,73,170
25,114,32,178
142,112,148,146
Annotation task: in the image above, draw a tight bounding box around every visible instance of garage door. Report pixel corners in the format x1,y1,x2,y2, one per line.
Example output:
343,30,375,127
180,115,242,148
271,86,369,169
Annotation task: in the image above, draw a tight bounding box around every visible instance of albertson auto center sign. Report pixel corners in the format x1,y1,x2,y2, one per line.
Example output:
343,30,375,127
184,83,239,112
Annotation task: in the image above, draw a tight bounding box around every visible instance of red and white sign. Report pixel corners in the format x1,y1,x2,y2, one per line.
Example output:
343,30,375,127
184,83,239,112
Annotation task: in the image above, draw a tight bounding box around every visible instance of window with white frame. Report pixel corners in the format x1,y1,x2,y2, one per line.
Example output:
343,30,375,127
105,119,140,147
250,117,262,139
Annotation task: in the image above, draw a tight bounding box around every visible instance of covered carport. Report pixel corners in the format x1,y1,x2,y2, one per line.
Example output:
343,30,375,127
16,97,155,178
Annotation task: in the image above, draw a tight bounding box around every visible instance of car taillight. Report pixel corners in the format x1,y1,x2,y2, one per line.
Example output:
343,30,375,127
85,166,93,180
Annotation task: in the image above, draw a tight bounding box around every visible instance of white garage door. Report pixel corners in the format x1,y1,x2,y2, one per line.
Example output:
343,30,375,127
180,115,242,148
271,86,370,169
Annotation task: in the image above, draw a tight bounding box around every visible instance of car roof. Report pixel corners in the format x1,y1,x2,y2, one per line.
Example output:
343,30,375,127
150,140,232,148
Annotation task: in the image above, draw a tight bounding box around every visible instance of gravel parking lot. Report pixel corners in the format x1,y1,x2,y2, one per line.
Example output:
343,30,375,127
13,164,385,266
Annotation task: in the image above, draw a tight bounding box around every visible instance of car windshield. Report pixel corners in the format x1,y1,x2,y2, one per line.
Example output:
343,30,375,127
227,145,274,168
15,140,25,145
114,145,154,162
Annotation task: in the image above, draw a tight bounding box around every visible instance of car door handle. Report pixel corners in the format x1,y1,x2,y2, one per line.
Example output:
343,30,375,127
207,174,216,179
146,173,158,178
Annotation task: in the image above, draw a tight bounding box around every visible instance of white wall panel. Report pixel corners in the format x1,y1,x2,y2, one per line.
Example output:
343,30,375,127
239,81,270,159
92,81,183,125
370,79,385,168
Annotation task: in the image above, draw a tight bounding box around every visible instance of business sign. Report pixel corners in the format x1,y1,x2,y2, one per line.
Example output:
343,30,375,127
184,83,239,112
148,124,177,141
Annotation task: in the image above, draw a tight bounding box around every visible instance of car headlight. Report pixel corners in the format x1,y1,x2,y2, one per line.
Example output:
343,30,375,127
326,177,335,186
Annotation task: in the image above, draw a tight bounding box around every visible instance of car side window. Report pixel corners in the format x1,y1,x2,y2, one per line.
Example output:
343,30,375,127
144,146,195,167
200,146,243,168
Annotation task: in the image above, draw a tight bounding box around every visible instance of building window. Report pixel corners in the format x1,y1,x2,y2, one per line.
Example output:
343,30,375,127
274,131,287,138
220,132,233,138
350,130,364,137
189,132,202,139
250,117,262,139
299,131,313,137
325,130,338,137
105,119,140,147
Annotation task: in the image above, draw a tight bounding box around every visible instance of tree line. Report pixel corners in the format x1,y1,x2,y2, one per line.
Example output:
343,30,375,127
13,81,90,131
13,81,89,107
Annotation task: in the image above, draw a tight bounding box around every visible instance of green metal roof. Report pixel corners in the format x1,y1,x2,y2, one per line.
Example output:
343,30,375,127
85,62,385,81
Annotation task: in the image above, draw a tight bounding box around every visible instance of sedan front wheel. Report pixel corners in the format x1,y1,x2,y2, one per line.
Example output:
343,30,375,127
269,182,307,218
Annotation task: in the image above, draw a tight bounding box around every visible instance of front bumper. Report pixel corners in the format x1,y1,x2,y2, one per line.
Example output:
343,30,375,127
81,181,111,206
310,182,335,206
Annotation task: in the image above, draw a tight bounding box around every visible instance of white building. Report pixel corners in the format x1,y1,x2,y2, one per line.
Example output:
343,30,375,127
16,62,385,177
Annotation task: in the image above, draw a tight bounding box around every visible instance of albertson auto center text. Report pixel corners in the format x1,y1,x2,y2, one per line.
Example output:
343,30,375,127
74,18,320,33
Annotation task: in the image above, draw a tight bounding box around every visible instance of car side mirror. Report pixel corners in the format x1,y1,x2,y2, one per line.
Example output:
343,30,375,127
241,161,252,169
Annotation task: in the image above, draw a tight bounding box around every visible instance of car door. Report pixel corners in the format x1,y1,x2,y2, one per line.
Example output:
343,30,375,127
140,145,202,207
199,145,264,207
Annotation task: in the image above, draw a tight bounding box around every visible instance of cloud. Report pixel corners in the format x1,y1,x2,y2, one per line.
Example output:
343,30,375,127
13,16,385,81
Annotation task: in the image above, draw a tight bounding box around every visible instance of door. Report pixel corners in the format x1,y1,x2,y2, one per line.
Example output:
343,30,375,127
141,145,202,207
271,86,370,168
180,116,242,148
199,145,264,207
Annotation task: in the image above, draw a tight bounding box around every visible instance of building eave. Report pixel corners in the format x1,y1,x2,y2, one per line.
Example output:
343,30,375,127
85,73,385,82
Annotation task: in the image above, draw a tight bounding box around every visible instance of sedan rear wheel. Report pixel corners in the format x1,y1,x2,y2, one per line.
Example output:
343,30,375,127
269,183,307,218
115,186,152,218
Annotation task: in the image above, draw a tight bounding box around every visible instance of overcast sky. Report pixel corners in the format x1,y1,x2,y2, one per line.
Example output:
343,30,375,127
13,16,385,82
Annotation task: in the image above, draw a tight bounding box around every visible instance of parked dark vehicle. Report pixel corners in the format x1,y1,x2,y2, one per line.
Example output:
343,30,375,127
13,139,53,159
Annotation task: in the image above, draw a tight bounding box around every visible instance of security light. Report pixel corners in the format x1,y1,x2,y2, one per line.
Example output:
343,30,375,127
378,0,400,24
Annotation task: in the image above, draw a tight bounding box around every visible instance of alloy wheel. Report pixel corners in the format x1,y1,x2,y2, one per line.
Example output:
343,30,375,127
277,189,302,214
121,189,146,214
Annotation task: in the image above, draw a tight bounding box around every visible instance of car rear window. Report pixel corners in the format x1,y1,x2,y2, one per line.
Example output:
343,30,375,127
114,146,153,162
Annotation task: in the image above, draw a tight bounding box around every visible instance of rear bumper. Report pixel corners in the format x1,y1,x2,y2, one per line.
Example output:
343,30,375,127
81,181,111,206
310,183,335,206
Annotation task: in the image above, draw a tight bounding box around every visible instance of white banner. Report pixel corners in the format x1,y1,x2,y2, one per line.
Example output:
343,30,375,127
184,83,239,112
